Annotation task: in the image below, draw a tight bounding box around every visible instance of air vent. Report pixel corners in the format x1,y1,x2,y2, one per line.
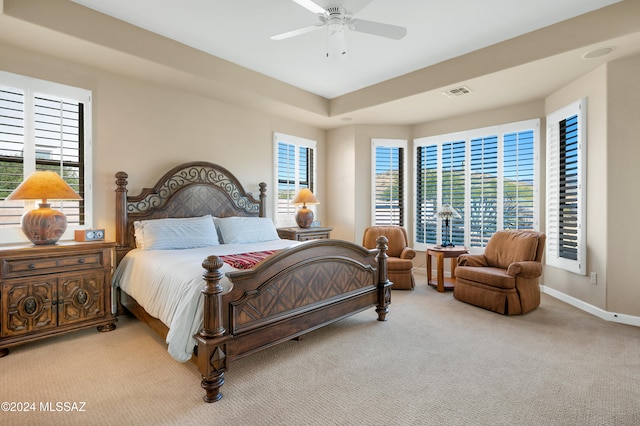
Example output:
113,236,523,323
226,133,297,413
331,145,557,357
442,86,472,98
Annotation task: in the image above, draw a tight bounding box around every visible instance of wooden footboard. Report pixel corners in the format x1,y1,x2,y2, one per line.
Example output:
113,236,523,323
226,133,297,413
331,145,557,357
196,237,391,403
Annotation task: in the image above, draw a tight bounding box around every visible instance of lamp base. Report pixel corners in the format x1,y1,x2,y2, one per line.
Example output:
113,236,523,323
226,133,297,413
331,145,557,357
441,220,455,247
21,203,67,245
295,207,314,228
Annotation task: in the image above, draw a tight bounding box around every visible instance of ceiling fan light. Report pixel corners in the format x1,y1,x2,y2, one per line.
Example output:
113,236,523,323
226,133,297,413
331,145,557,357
327,27,347,59
328,16,343,30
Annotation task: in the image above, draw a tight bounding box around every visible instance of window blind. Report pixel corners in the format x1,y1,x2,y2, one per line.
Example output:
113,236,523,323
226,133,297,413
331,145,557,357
415,145,438,245
277,141,297,217
33,95,84,224
546,99,586,275
274,132,316,225
0,85,25,227
373,142,405,226
503,130,535,229
441,140,466,246
469,135,498,247
559,115,579,261
414,119,539,251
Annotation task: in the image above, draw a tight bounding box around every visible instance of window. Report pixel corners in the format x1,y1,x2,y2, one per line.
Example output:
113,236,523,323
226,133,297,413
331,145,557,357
546,98,586,275
469,135,498,247
415,144,438,245
414,120,539,251
415,137,466,247
372,139,406,226
0,70,92,243
274,132,316,226
503,130,535,230
441,139,466,246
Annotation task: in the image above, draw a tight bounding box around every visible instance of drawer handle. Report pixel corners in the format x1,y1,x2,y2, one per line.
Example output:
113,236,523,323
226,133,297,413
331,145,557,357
78,258,85,264
28,263,36,269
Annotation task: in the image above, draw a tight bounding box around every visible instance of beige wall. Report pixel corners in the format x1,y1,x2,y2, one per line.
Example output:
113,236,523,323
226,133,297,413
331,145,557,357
1,1,638,318
325,65,640,318
326,126,356,241
412,100,545,138
541,54,640,317
606,54,640,315
0,41,326,241
326,124,411,243
544,64,609,311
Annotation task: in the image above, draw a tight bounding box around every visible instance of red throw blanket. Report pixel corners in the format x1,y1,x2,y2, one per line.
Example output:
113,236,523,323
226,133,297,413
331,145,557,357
219,250,278,270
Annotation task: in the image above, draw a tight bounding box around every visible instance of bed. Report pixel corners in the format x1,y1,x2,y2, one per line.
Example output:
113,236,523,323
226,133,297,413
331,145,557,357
113,161,392,402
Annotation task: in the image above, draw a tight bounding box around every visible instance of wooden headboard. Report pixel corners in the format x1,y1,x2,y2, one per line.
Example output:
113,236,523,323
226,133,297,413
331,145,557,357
114,161,266,264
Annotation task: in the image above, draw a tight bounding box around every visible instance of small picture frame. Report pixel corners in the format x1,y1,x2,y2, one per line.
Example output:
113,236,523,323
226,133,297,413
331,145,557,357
311,220,321,227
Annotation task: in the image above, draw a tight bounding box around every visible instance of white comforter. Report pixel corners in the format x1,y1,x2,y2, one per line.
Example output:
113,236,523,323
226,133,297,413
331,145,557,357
112,239,297,362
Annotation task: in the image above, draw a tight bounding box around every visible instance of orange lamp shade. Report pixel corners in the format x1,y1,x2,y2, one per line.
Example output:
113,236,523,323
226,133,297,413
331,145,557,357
292,188,319,228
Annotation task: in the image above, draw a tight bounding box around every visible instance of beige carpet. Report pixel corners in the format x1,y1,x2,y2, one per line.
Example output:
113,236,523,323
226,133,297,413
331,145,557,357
2,272,639,426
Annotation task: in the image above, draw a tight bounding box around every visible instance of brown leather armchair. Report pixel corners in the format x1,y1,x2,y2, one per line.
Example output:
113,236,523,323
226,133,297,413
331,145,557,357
454,229,545,315
362,226,416,290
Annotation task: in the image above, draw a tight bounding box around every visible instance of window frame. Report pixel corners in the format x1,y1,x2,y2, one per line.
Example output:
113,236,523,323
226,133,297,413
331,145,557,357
273,132,317,227
545,98,586,275
414,119,540,252
0,70,93,243
371,138,407,226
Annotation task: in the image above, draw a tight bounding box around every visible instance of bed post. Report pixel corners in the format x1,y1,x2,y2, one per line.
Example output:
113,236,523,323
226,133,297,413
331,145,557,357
258,182,267,218
375,235,391,321
115,171,129,264
196,255,229,403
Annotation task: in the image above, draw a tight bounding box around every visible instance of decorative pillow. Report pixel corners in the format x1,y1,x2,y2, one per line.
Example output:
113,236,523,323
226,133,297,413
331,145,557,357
215,217,280,244
133,215,219,250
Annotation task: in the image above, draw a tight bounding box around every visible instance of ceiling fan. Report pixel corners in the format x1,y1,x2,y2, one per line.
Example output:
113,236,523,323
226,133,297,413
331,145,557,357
271,0,407,57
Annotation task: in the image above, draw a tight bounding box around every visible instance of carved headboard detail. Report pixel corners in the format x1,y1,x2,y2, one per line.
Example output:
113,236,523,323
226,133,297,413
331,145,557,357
115,161,267,264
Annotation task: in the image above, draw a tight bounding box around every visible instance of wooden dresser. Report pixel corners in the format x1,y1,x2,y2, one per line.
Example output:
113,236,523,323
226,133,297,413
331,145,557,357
0,240,117,357
277,226,332,241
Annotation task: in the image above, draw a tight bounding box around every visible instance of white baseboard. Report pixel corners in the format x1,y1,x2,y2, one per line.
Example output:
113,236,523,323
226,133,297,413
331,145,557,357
415,269,639,327
541,285,640,327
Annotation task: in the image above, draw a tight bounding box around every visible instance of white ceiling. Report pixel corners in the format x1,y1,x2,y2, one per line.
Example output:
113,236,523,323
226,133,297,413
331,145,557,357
70,0,623,100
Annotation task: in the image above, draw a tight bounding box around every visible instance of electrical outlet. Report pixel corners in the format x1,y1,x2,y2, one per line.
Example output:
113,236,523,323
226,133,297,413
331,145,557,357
590,272,597,285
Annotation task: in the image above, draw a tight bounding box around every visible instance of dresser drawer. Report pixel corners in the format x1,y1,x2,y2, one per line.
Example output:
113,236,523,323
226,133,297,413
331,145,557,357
277,227,332,241
1,251,105,279
298,232,329,241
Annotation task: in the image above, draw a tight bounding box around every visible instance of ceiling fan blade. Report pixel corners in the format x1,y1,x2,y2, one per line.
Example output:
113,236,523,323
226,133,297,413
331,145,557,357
344,0,375,16
349,18,407,40
271,23,323,41
292,0,327,15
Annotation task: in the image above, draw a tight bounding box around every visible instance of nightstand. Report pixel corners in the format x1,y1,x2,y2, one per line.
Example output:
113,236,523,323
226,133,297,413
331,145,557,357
426,246,469,292
0,240,117,357
277,226,332,241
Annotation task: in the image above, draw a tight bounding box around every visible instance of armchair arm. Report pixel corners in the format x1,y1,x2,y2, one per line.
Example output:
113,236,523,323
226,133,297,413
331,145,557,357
400,247,416,260
507,261,542,278
457,254,488,267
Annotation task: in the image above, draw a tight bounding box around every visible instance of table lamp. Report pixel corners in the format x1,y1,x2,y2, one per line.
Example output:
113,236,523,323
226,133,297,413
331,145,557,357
435,204,461,247
292,188,319,228
5,170,82,245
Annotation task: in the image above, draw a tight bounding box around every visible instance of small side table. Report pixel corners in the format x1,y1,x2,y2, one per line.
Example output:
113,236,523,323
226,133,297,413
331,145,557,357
426,246,468,292
277,226,332,241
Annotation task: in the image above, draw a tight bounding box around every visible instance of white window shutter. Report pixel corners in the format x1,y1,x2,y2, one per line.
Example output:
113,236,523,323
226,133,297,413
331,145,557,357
546,98,586,275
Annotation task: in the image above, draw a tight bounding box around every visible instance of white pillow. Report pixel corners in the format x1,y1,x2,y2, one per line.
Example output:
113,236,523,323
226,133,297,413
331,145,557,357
215,217,279,244
133,215,219,250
